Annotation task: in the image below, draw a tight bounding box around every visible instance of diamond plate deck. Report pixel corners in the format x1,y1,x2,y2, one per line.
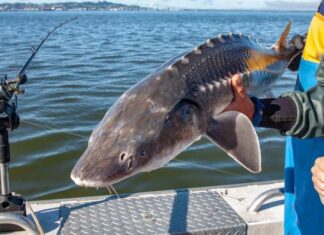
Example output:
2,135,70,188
59,189,247,235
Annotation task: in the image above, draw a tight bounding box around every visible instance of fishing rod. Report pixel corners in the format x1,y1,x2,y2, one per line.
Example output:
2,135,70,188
18,17,77,77
0,17,77,103
0,17,76,234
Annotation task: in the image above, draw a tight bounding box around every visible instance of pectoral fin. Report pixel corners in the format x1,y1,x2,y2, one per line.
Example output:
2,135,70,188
206,111,261,173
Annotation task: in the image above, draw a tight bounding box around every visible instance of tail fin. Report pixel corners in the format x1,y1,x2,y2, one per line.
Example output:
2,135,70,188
272,21,292,51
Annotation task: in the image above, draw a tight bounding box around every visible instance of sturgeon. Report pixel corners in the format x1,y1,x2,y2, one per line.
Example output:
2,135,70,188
71,22,303,187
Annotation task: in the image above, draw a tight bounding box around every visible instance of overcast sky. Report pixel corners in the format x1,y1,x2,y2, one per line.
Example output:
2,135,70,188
0,0,320,10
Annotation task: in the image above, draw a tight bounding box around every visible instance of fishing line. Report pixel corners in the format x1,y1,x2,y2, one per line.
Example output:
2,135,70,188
173,159,266,181
21,119,267,181
21,119,88,138
173,159,246,176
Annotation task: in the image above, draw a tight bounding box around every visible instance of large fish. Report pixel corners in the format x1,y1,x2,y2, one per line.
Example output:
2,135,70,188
71,22,303,188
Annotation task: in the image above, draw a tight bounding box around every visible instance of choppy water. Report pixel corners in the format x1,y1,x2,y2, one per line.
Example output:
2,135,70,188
0,11,312,200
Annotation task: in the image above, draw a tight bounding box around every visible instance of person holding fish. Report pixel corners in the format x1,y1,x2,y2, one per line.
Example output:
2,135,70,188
226,1,324,234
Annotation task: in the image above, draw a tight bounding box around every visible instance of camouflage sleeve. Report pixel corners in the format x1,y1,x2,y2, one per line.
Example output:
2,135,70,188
282,57,324,139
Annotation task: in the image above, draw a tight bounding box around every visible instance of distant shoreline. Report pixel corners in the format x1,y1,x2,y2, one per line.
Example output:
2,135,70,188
0,1,150,12
0,1,315,13
0,9,315,13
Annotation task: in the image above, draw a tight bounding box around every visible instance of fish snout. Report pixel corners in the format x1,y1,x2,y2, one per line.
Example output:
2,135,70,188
71,147,138,187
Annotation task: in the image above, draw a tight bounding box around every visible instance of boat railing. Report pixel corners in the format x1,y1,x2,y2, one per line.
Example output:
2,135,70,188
247,187,284,213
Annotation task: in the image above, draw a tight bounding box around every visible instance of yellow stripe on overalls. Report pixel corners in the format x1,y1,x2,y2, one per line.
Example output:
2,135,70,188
302,13,324,63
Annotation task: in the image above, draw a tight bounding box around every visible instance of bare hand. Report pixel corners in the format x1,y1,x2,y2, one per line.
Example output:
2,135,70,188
311,157,324,198
223,74,255,120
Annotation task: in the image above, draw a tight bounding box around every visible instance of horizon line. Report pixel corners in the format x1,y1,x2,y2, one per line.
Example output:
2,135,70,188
0,1,317,12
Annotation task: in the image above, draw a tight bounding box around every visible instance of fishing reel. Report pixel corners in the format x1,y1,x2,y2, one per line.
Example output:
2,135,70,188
0,73,27,100
0,73,27,132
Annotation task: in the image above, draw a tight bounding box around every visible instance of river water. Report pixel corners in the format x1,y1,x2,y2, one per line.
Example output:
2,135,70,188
0,10,313,200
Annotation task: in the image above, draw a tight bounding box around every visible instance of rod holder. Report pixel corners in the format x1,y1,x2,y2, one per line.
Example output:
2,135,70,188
0,163,10,195
0,109,38,233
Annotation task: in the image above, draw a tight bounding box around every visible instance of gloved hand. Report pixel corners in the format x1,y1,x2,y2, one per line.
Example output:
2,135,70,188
287,34,306,71
283,56,324,138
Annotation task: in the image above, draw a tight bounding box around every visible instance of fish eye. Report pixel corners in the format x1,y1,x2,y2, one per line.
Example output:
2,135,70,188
139,149,146,157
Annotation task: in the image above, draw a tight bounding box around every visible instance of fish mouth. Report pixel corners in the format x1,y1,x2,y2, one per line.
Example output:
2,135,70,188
70,174,107,188
71,174,121,197
71,173,124,188
70,166,140,188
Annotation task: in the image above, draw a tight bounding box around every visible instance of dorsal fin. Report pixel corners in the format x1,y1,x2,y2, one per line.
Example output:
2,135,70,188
272,21,291,51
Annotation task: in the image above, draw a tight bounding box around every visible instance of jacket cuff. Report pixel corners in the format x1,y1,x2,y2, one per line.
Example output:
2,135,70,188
280,91,304,137
250,97,264,127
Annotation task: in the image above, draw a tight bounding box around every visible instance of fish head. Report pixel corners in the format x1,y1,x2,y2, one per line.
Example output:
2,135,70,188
71,78,203,187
